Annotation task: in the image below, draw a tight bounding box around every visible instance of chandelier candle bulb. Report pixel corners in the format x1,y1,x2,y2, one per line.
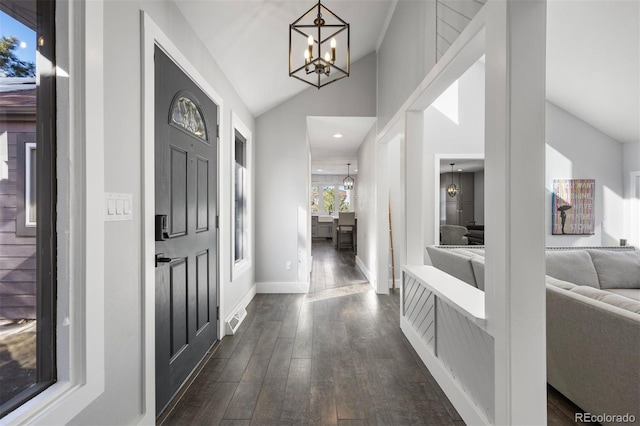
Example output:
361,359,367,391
330,37,336,63
307,35,314,59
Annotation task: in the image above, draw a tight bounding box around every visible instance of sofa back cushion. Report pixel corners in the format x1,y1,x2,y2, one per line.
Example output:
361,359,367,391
545,250,600,288
571,285,640,314
546,276,577,291
587,250,640,289
426,246,477,288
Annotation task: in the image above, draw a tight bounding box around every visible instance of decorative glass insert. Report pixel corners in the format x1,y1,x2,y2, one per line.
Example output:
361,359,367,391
170,94,207,141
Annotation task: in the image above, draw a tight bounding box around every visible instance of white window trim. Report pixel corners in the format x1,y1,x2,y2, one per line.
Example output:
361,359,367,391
4,0,106,423
24,142,37,227
231,112,252,280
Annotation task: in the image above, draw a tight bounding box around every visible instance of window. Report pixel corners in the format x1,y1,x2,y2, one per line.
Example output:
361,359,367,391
0,0,56,417
231,113,252,279
234,129,246,263
310,186,319,213
170,93,208,142
310,183,353,215
16,136,37,236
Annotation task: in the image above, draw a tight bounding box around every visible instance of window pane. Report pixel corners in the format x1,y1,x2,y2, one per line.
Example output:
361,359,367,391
27,144,36,224
338,186,352,212
310,186,319,213
234,131,246,262
170,95,207,141
1,0,56,416
322,186,334,215
0,7,38,408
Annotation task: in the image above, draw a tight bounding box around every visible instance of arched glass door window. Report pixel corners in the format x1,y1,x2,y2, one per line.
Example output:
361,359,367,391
169,92,208,142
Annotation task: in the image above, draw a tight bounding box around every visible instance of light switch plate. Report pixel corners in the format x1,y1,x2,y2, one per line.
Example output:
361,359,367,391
105,192,133,221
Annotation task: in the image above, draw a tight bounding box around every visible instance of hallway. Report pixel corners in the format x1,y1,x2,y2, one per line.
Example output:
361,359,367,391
159,241,463,425
159,241,582,425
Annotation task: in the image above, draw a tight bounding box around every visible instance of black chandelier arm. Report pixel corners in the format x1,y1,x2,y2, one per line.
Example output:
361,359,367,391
290,73,324,89
291,2,321,26
327,63,348,75
319,27,347,45
294,24,347,29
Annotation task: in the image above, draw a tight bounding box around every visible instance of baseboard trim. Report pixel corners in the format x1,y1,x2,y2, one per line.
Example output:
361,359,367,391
401,317,491,426
355,256,372,283
256,281,310,294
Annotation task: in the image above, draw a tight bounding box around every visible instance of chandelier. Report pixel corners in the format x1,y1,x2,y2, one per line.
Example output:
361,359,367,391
343,163,354,189
447,163,459,197
289,0,350,89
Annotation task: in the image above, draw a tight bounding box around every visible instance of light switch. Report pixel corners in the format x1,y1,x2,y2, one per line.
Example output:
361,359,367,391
105,192,133,221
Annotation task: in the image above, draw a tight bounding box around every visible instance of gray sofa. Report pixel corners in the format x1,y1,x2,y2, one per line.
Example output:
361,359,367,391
425,245,640,424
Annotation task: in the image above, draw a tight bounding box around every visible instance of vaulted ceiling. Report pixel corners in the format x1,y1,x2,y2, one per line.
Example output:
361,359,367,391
174,0,638,174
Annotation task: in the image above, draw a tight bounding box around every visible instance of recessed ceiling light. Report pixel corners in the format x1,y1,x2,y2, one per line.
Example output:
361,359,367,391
457,168,463,172
317,169,323,172
333,133,343,138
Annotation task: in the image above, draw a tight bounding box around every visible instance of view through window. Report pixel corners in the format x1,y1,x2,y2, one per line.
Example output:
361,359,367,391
0,0,56,417
234,129,246,263
311,184,353,215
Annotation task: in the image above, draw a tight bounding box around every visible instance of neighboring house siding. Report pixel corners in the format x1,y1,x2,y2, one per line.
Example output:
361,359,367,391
436,0,486,62
0,90,37,320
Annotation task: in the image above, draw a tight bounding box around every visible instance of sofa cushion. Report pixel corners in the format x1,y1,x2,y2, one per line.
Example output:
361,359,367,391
571,285,640,314
426,246,477,288
546,276,577,291
545,250,600,288
606,289,640,302
587,250,640,289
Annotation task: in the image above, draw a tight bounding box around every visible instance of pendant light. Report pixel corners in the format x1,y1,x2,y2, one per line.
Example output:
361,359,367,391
343,163,354,189
447,163,458,197
289,0,350,89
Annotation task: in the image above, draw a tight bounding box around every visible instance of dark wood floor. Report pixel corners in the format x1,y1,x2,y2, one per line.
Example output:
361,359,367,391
160,240,585,425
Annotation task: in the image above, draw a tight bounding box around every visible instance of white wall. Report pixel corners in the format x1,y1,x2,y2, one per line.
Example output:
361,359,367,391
255,53,377,290
69,1,255,424
623,142,640,182
623,142,640,246
355,125,377,284
423,60,486,247
377,1,436,130
545,102,625,246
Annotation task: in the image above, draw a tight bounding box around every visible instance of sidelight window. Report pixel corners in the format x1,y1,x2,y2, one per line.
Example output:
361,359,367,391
231,113,252,280
0,0,56,418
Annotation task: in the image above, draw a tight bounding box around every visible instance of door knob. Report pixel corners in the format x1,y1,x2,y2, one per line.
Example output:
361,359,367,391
155,253,176,267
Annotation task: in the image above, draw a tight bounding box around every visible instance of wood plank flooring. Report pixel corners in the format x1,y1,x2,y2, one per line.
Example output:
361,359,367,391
160,240,584,425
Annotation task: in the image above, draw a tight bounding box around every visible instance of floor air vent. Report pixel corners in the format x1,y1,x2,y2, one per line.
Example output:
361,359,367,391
225,306,247,335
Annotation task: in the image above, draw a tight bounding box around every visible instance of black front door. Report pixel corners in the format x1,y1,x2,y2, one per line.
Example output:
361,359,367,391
154,46,218,415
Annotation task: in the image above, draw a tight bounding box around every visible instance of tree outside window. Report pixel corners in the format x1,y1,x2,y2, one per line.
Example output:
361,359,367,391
311,184,353,215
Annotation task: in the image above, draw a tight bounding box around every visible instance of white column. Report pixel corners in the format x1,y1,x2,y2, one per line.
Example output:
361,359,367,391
484,1,547,424
405,111,425,264
375,136,390,294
